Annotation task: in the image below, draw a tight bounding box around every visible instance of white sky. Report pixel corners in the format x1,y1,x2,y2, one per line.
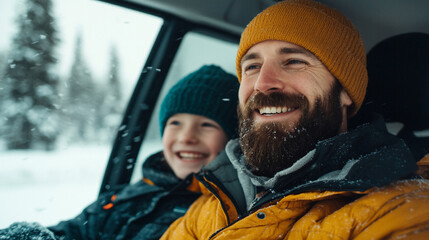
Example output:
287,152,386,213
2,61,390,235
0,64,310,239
0,0,163,95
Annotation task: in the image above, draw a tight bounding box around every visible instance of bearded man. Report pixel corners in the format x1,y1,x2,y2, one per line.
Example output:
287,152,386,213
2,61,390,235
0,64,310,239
161,0,429,239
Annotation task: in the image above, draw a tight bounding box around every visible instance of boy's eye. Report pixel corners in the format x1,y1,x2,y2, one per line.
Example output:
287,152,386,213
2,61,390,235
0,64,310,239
168,120,180,126
202,122,217,128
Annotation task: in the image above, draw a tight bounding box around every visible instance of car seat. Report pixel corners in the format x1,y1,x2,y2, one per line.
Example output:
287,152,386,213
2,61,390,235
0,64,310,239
363,32,429,177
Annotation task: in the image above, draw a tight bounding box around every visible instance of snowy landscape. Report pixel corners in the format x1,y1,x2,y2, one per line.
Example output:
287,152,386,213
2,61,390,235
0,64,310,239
1,145,109,228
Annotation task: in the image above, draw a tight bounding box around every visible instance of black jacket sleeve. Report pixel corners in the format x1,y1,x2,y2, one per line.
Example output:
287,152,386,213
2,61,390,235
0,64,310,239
48,187,123,240
0,222,56,240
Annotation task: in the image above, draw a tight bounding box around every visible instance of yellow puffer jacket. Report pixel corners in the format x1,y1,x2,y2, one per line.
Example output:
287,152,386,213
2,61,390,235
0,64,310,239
162,116,429,239
162,179,429,239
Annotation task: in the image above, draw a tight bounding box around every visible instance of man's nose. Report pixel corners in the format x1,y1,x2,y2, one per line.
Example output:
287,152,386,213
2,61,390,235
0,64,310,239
254,64,285,94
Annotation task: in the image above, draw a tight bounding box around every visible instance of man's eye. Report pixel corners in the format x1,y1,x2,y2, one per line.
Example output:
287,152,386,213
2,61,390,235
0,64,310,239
286,59,306,65
247,65,259,70
244,64,259,72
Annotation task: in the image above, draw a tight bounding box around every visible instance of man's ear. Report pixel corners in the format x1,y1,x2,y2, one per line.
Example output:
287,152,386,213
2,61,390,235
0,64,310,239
339,89,353,132
340,89,353,107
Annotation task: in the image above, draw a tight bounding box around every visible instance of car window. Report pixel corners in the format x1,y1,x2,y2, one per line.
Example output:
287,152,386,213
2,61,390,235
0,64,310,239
0,0,162,227
131,31,239,182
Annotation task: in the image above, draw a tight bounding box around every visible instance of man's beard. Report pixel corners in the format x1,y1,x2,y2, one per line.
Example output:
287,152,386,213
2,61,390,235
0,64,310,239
238,82,343,177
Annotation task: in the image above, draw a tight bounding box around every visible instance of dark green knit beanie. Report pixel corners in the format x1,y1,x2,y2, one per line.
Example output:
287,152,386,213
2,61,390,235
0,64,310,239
159,65,239,139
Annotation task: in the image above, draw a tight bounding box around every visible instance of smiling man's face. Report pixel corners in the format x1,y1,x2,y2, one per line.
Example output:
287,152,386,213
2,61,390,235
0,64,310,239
238,40,352,177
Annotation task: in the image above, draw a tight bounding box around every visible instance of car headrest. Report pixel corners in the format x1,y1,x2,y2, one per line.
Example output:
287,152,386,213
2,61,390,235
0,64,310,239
364,32,429,131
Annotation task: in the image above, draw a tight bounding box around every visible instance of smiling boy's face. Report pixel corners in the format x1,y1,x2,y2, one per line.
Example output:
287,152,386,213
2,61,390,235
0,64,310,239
162,113,229,179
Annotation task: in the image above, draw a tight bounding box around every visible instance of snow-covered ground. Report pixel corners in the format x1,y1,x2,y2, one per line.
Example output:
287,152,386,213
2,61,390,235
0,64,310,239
0,145,110,228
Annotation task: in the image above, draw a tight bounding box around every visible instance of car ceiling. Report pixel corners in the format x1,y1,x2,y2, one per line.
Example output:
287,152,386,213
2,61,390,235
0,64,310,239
320,0,429,51
122,0,429,52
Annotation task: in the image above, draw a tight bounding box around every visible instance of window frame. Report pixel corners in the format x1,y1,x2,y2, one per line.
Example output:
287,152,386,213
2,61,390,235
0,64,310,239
98,0,240,195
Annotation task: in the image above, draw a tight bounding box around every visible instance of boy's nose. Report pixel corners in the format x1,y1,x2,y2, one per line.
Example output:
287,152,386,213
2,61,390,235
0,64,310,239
178,128,199,144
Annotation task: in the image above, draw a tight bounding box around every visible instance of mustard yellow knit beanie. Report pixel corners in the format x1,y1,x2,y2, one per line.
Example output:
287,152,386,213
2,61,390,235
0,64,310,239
236,0,368,116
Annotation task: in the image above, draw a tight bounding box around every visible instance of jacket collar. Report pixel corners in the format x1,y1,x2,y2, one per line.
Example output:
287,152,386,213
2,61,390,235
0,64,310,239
142,151,182,187
114,151,196,202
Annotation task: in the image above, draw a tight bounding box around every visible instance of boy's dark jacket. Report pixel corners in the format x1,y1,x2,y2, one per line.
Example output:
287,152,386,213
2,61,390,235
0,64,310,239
47,151,201,240
0,152,200,240
45,152,200,239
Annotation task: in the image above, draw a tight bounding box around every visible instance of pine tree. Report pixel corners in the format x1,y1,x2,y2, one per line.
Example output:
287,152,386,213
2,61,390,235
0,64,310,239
107,45,122,106
64,32,96,142
3,0,60,150
95,45,123,142
0,52,6,79
0,52,8,140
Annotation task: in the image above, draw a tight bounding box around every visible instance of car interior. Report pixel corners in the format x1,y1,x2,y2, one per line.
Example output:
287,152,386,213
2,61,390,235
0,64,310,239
99,0,429,194
2,0,428,226
363,32,429,177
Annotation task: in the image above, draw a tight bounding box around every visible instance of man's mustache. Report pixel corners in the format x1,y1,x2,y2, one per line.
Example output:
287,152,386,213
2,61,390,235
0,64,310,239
243,92,309,114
